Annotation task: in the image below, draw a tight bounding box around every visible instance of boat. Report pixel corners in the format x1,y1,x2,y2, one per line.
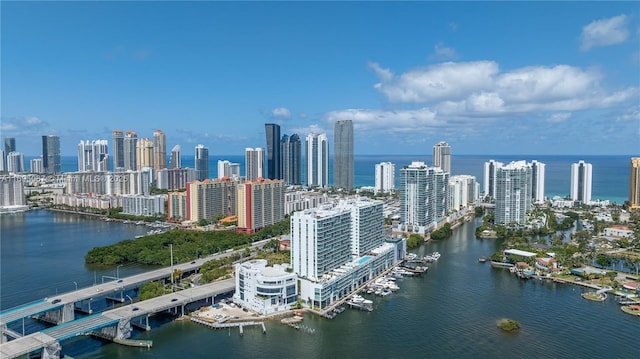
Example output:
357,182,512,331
621,305,640,317
478,256,488,263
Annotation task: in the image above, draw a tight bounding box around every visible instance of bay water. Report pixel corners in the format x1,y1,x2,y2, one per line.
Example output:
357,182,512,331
1,211,638,358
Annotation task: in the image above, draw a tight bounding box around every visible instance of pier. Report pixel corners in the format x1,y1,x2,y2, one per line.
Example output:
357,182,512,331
190,317,266,335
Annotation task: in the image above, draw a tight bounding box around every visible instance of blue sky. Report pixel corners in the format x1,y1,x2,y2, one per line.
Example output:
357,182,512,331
1,1,639,156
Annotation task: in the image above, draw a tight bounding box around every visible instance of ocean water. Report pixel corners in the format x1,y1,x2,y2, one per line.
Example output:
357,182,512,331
51,154,632,204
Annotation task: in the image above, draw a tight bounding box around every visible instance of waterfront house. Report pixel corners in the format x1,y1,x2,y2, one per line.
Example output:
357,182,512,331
535,258,560,273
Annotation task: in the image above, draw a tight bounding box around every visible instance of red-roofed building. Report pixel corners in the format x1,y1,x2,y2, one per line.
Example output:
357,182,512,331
535,257,560,272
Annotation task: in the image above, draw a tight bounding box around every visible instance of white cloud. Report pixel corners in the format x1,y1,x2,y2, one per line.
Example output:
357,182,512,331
371,60,637,116
430,43,457,61
271,107,292,120
324,108,440,133
289,124,329,137
580,14,629,51
547,113,572,123
368,62,393,82
616,105,640,122
0,116,49,135
372,61,499,103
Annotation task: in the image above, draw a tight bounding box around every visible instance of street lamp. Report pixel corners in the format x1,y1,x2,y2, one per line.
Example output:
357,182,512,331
116,264,123,279
125,295,133,305
73,281,78,301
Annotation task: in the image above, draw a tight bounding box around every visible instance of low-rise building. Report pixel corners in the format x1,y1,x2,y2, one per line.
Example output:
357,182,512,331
233,259,298,315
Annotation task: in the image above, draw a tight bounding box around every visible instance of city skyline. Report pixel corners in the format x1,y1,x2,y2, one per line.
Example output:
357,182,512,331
1,2,638,157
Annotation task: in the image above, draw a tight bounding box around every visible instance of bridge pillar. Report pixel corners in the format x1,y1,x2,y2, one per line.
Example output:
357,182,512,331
116,319,132,340
1,324,7,343
41,340,62,359
61,303,75,323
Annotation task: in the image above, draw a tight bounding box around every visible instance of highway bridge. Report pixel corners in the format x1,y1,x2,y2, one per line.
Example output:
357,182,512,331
0,279,235,359
0,238,268,339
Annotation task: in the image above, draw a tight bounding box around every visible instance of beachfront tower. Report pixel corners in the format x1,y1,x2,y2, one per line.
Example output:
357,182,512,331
629,158,640,210
195,144,209,181
265,123,281,180
570,160,592,205
305,133,329,188
495,161,532,225
433,141,451,174
334,120,354,191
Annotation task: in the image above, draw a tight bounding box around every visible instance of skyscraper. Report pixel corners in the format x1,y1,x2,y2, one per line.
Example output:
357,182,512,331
530,160,546,204
305,133,328,187
30,158,44,174
265,124,281,180
123,131,138,171
6,152,24,173
629,158,640,210
42,135,61,174
112,130,125,171
78,140,109,172
245,147,265,182
153,130,167,176
136,138,154,170
281,134,302,185
218,160,240,179
374,162,395,194
495,161,532,225
399,161,450,231
333,120,354,190
195,144,209,181
170,144,181,169
4,137,15,168
483,160,504,199
432,141,451,174
570,160,592,204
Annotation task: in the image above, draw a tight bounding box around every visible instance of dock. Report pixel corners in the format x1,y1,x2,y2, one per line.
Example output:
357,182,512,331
190,317,266,335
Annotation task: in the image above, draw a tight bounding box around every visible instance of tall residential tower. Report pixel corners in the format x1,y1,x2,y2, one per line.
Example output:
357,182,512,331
432,141,451,174
570,160,592,204
265,124,281,180
42,135,61,174
195,144,209,181
629,158,640,210
306,133,328,188
333,120,354,190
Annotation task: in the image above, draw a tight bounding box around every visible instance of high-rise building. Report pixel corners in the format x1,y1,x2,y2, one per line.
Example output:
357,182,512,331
112,130,125,171
236,178,285,233
281,134,302,185
0,150,4,172
336,198,385,258
305,133,328,187
400,162,429,229
157,168,196,191
530,160,546,204
495,161,532,225
570,160,592,204
4,137,15,169
153,130,167,175
42,135,61,174
483,160,504,199
136,138,154,170
449,175,478,210
195,144,209,181
217,160,241,179
290,205,353,279
185,178,237,222
78,140,109,172
265,124,281,180
123,131,138,171
0,176,25,207
6,152,24,173
333,120,354,190
629,158,640,210
30,158,44,174
245,147,265,182
399,161,449,231
170,144,181,169
374,162,395,194
432,141,451,174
